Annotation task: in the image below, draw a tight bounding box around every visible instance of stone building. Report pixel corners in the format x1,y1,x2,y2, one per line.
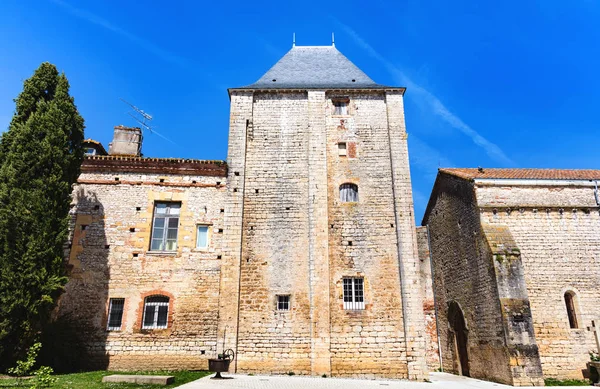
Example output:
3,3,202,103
57,44,430,379
422,168,600,385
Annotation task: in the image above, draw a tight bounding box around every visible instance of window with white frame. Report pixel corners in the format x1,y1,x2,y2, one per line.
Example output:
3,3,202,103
333,100,348,115
196,225,209,249
340,183,359,202
343,277,364,310
338,142,347,156
107,298,125,331
150,202,180,251
142,295,169,329
277,295,290,311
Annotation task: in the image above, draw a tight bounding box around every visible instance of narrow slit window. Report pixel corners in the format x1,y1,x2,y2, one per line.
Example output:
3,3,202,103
196,225,209,249
107,298,125,331
150,202,180,251
338,142,347,156
340,183,359,202
564,291,579,329
343,277,364,310
142,295,169,329
277,295,290,311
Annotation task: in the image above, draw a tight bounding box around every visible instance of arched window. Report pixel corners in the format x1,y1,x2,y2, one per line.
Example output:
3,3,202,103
340,183,359,203
142,295,169,329
564,291,579,329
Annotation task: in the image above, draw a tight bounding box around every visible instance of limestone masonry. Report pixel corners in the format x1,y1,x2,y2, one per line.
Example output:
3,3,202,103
423,168,600,386
57,43,598,385
57,45,431,380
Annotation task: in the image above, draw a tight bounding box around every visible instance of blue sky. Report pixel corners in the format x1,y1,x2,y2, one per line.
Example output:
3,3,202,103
1,1,599,222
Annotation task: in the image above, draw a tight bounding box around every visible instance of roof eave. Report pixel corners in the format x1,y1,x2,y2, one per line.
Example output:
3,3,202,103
228,86,406,96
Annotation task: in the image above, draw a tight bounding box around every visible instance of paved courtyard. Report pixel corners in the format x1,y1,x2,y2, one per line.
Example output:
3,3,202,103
177,372,585,389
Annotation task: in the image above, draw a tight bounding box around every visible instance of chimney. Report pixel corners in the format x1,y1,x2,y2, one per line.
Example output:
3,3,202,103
108,125,142,156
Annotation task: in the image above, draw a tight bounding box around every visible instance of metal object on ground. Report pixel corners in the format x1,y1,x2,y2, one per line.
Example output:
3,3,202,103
208,348,235,379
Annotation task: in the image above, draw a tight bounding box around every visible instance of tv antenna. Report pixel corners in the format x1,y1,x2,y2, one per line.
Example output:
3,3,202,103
119,98,176,151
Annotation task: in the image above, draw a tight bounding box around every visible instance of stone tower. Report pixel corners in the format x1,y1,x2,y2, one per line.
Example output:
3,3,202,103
218,44,428,379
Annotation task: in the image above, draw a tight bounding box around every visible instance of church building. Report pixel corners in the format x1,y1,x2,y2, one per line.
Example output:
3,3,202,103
57,43,430,380
423,168,600,386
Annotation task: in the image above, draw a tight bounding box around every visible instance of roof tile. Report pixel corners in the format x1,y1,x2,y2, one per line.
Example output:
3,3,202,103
440,168,600,180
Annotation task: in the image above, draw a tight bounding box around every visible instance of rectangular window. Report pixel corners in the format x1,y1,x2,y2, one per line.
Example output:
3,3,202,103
196,225,209,249
142,296,169,329
338,142,347,156
107,298,125,331
343,277,364,310
150,202,180,251
277,295,290,311
333,100,348,115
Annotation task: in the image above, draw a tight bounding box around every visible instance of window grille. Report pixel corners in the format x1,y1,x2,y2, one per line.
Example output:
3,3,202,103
343,277,364,310
338,142,347,156
150,202,180,251
196,225,209,249
277,295,290,311
333,101,348,115
340,183,359,203
107,298,125,331
564,291,578,329
142,295,169,329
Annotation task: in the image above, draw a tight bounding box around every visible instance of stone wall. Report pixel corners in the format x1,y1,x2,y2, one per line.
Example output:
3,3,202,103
477,183,600,379
227,90,428,379
58,171,226,370
425,175,515,385
416,226,440,371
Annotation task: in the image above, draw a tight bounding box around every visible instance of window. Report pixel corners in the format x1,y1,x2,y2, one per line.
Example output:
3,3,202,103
142,295,169,329
340,183,359,202
85,147,96,156
338,142,347,156
333,100,348,115
277,295,290,311
343,277,364,310
196,225,209,249
564,291,579,329
150,202,180,251
107,298,125,331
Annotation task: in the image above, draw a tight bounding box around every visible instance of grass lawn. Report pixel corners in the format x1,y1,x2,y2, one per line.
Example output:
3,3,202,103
544,378,591,386
0,370,211,388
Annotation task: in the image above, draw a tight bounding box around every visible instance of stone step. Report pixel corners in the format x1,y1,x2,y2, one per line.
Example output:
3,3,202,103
102,375,175,385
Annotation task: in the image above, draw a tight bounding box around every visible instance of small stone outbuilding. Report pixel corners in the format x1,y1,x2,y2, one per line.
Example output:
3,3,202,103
422,168,600,386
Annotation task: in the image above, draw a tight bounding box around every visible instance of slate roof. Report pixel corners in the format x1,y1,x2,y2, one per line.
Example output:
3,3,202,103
233,45,396,90
439,168,600,181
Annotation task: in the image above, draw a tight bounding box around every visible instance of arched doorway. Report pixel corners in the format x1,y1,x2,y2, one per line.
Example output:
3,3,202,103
448,301,469,377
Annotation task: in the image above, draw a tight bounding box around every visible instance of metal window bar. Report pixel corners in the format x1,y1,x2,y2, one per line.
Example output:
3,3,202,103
277,295,290,311
343,278,365,310
107,298,125,331
142,296,169,329
150,203,180,251
340,183,359,203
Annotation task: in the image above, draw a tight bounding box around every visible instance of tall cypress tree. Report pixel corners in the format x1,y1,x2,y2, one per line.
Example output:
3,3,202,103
0,62,84,369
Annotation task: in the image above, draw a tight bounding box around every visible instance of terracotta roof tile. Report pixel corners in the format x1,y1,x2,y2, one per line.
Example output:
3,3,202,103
439,168,600,181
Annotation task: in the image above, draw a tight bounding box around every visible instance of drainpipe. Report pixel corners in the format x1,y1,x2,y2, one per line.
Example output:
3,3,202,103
426,224,443,372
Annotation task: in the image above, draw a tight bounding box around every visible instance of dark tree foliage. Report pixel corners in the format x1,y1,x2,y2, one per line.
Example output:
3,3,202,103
0,63,84,369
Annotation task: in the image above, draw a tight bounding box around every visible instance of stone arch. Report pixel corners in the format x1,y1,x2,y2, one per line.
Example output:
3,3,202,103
448,300,470,377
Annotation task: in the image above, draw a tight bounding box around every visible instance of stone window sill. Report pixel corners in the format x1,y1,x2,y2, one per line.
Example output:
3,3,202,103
146,251,177,257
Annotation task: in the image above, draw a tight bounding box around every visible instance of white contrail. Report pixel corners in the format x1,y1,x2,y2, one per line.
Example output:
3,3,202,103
50,0,188,68
337,21,515,167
